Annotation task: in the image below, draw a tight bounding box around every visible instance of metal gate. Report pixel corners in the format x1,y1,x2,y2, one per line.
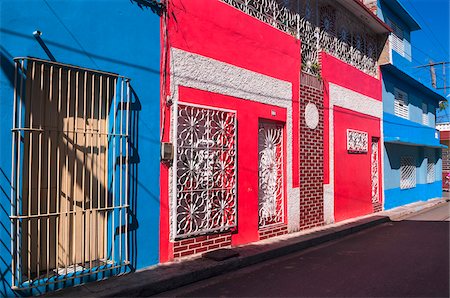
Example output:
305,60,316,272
10,58,130,289
258,121,284,228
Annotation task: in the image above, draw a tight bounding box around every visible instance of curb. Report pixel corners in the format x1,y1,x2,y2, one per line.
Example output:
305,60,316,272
384,198,448,221
45,215,389,297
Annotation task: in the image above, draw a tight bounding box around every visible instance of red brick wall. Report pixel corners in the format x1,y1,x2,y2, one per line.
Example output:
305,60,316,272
299,72,324,230
173,233,232,259
259,224,288,240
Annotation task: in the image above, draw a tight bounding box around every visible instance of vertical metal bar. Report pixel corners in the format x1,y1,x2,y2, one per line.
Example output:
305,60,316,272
125,79,130,263
172,102,179,238
118,78,123,264
104,77,110,261
36,62,44,282
111,76,117,264
82,71,87,268
72,71,79,270
46,65,53,280
16,59,24,286
55,66,62,276
11,60,18,287
96,75,103,265
89,73,95,271
64,69,71,276
27,60,35,283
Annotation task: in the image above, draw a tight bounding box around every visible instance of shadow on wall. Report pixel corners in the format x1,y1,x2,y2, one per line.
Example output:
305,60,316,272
385,143,422,170
2,59,142,295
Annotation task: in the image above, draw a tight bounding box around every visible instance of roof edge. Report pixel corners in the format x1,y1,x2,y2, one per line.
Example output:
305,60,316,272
381,64,447,103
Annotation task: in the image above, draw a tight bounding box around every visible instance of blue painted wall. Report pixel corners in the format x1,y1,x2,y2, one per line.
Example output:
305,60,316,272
377,0,414,63
382,66,439,128
0,1,160,295
382,71,443,209
383,143,442,210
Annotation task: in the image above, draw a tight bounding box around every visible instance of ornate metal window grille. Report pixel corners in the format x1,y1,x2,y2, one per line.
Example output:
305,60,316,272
371,138,380,204
394,88,409,119
258,121,284,228
347,129,368,153
10,58,130,289
442,148,450,171
400,156,416,189
426,158,435,184
220,0,380,77
174,103,237,239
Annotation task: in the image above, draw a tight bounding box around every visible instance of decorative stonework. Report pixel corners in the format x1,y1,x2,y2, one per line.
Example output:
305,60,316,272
305,102,319,129
347,129,368,153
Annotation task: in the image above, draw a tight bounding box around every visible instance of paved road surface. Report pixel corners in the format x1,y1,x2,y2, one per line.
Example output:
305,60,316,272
157,202,450,297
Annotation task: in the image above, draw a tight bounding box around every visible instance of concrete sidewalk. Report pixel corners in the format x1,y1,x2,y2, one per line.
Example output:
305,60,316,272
44,198,448,297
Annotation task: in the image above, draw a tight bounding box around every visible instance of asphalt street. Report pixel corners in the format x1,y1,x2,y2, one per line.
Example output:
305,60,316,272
156,202,450,297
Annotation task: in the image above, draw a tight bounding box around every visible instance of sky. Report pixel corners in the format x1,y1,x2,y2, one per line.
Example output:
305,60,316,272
398,0,450,121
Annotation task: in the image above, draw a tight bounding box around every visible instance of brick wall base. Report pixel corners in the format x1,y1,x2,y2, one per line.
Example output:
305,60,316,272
259,224,288,240
299,72,325,230
173,232,232,258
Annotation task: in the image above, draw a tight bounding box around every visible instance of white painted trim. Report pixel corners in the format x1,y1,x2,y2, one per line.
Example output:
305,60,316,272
324,83,383,223
169,48,300,235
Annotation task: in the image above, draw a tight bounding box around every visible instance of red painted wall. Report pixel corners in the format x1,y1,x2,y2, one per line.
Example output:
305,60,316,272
321,53,382,222
333,107,381,221
160,0,300,262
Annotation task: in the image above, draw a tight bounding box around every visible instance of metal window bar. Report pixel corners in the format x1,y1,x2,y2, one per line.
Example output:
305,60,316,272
400,156,416,190
426,158,435,184
10,57,131,289
173,103,237,239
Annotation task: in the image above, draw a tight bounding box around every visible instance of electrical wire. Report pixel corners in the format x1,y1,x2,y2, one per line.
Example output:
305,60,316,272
404,0,450,58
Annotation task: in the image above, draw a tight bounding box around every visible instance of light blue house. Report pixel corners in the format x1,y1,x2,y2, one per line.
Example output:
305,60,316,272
0,1,161,295
373,0,446,209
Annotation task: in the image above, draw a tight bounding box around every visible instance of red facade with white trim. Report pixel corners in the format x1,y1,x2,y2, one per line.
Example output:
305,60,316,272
160,0,386,261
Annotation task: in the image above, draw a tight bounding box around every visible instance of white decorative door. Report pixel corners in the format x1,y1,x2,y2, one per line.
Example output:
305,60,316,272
258,121,284,228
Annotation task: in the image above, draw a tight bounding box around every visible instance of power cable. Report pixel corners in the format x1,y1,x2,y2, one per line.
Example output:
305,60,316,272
404,0,450,58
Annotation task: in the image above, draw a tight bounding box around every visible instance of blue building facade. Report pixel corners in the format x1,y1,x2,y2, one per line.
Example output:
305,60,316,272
374,0,446,209
0,1,161,295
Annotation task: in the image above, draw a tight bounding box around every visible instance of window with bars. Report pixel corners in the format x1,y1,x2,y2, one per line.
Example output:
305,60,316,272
426,158,436,183
174,103,237,239
394,88,409,119
11,58,130,289
400,156,416,189
422,103,429,126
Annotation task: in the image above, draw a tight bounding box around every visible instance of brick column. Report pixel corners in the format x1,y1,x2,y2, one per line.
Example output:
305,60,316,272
299,72,324,230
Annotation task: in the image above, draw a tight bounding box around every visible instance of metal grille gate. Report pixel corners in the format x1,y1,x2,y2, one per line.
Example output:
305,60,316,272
258,121,284,228
10,58,130,289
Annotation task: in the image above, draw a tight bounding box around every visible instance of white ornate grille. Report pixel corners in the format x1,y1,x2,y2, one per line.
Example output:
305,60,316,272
371,138,380,204
11,58,130,289
347,129,368,153
400,156,416,189
174,104,237,239
220,0,380,77
426,158,435,184
394,88,409,119
258,122,284,228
